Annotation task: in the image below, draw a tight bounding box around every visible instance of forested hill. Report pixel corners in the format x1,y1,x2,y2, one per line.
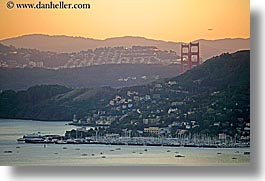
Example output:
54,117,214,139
171,50,249,88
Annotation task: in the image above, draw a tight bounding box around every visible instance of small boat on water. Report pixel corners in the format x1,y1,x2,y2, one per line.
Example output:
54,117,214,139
175,154,185,158
244,151,250,155
3,150,13,153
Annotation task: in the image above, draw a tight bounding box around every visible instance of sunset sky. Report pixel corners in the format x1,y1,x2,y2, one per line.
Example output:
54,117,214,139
0,0,250,42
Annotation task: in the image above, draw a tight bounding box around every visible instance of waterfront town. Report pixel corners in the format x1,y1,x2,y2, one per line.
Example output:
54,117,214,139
18,78,250,148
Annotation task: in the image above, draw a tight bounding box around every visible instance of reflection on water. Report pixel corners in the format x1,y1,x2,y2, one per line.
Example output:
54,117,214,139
0,119,250,166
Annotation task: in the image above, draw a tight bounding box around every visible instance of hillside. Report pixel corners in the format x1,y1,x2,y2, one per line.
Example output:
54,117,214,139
172,50,250,88
0,50,250,138
0,64,180,91
0,85,116,121
0,43,179,69
0,34,250,60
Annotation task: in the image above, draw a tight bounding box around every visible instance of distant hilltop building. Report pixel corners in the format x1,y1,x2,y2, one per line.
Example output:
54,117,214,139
180,42,200,73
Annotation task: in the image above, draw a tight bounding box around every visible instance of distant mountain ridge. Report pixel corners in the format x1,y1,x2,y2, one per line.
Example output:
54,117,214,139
0,34,249,60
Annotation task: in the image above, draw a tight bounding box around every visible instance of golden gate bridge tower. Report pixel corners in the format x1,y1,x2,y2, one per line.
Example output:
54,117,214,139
180,42,200,74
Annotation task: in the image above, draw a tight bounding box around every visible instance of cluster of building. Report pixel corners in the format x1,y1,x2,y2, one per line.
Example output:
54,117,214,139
64,46,179,68
0,45,180,69
70,78,249,145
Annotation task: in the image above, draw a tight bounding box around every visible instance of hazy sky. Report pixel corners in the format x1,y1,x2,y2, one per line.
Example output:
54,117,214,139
0,0,250,42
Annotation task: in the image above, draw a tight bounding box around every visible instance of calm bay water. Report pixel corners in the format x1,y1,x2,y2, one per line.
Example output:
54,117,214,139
0,119,250,166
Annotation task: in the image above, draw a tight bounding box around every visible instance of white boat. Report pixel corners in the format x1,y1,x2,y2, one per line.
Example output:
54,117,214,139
17,133,43,142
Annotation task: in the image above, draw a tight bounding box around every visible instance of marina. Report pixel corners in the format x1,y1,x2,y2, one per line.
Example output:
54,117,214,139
16,125,250,148
17,133,250,148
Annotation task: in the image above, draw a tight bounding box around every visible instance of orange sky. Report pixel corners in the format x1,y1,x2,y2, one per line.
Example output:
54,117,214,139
0,0,250,42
